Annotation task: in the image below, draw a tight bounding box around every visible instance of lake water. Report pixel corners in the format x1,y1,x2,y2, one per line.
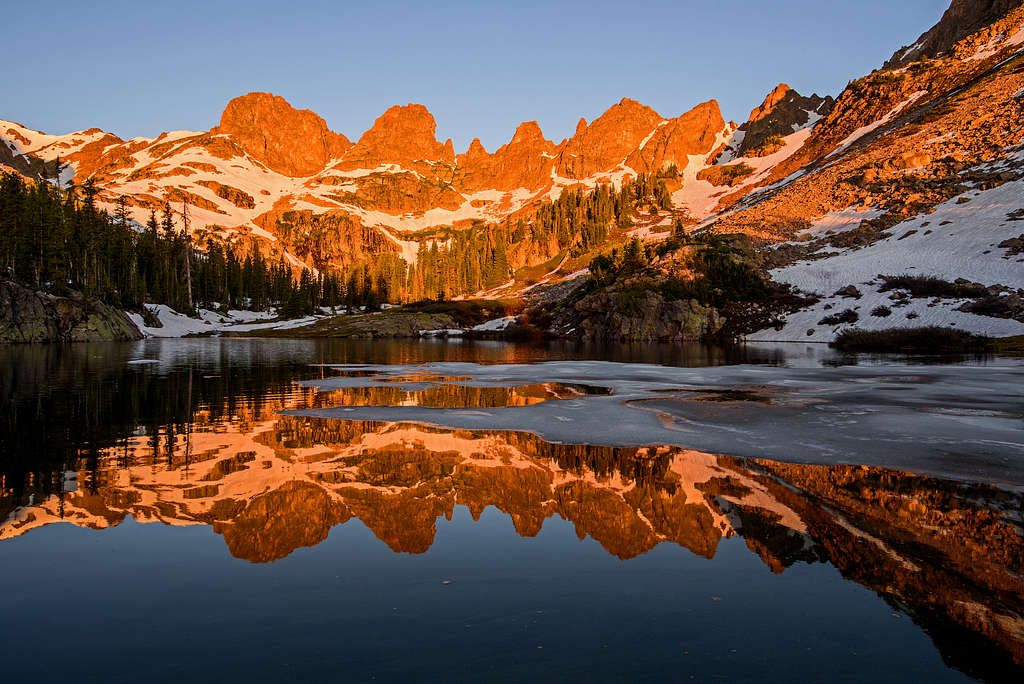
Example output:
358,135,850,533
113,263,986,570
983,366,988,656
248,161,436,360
1,339,1022,682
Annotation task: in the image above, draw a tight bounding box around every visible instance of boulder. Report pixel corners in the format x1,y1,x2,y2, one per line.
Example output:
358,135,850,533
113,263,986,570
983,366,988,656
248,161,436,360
552,288,722,342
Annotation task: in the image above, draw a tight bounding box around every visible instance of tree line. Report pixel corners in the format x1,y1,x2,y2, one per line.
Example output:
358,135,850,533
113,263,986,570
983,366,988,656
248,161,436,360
332,173,672,303
0,172,339,315
1,169,674,314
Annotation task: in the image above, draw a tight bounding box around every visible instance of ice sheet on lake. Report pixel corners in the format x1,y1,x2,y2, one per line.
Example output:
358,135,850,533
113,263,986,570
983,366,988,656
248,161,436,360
286,360,1024,485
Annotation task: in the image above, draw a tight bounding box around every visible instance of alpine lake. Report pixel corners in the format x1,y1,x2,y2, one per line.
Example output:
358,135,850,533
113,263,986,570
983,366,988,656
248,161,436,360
1,338,1022,683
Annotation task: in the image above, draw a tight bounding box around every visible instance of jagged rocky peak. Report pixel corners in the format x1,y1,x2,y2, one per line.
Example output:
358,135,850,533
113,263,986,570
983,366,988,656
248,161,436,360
887,0,1023,66
457,120,556,192
509,120,549,146
214,92,352,177
462,137,488,160
337,103,455,171
556,98,664,179
738,83,834,157
626,99,726,173
748,83,794,122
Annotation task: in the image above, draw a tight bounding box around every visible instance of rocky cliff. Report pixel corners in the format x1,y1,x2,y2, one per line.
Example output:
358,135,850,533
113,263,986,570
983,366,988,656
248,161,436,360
887,0,1023,66
214,91,352,176
457,121,556,191
334,103,455,172
625,100,726,173
0,280,142,343
736,84,833,157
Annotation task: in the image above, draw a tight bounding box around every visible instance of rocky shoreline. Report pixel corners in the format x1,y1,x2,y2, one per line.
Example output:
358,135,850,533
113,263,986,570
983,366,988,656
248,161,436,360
0,280,142,343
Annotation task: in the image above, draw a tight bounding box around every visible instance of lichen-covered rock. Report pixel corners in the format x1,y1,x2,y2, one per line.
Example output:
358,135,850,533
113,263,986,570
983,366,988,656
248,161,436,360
550,288,722,342
0,280,142,343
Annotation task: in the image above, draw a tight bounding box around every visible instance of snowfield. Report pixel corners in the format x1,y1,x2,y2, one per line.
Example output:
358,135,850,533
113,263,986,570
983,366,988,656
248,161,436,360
751,177,1024,342
126,305,324,338
471,316,516,332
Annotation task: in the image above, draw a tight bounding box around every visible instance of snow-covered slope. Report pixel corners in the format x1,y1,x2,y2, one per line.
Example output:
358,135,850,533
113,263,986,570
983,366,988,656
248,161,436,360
751,174,1024,342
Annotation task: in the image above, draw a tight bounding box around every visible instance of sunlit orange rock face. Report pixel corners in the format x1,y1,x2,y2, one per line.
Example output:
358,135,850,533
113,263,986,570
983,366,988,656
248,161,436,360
748,83,793,123
214,92,352,176
625,100,726,173
335,103,455,172
555,98,664,179
52,129,127,180
457,121,557,192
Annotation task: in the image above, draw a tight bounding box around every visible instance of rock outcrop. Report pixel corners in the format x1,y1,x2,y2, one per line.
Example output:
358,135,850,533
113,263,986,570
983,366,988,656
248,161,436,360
215,92,351,176
0,280,142,343
550,288,722,342
886,0,1024,66
737,84,833,157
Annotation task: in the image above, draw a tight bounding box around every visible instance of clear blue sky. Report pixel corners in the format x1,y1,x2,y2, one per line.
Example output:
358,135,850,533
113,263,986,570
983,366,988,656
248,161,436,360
8,0,949,152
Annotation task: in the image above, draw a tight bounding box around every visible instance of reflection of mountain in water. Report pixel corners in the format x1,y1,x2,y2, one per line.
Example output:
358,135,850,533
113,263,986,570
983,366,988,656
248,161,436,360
2,407,1022,676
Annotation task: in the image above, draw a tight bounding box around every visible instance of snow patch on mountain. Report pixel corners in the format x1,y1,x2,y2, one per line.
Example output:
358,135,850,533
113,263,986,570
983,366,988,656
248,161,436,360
673,125,813,220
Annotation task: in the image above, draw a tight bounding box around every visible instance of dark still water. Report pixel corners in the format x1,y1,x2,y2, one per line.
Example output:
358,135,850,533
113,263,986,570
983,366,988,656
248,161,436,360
1,339,1022,683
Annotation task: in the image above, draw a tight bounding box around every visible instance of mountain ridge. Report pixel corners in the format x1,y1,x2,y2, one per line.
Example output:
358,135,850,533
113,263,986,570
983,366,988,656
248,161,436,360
3,0,1024,342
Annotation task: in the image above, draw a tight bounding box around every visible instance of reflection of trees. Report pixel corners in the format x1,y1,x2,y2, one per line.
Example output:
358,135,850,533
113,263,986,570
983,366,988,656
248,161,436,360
0,343,318,508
